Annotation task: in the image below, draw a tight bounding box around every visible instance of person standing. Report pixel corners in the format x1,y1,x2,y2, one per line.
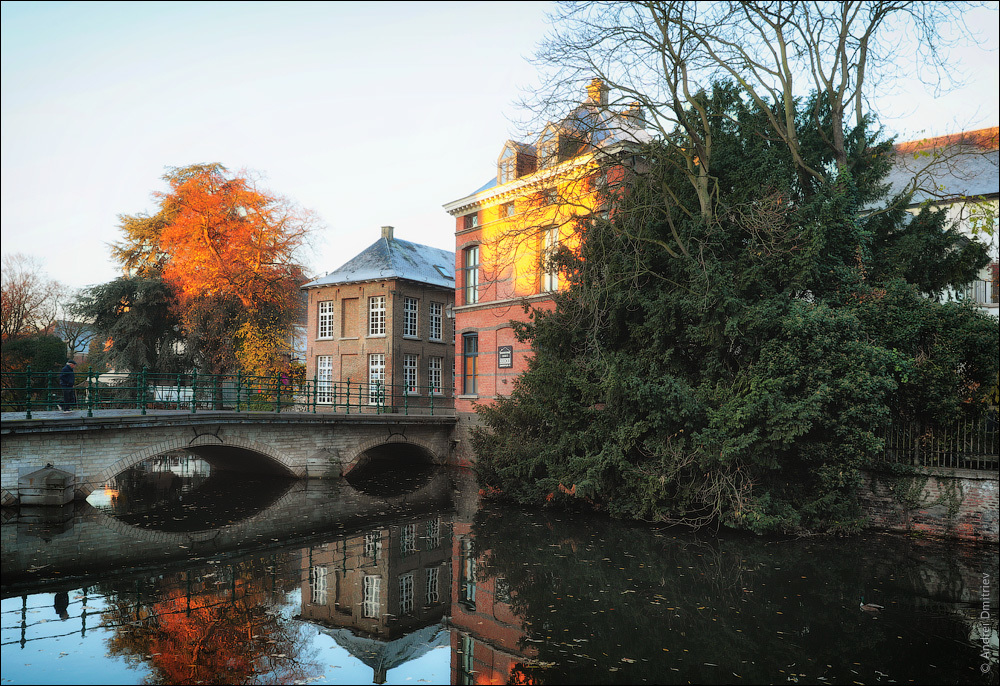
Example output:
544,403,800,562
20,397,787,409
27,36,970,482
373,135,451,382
59,360,77,413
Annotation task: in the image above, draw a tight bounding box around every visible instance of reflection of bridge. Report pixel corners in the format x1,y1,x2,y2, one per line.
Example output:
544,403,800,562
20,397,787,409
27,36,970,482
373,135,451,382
1,470,457,597
0,410,457,505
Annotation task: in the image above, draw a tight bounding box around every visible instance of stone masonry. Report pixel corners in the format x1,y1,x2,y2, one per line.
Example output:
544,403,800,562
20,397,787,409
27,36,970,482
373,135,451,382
1,412,457,505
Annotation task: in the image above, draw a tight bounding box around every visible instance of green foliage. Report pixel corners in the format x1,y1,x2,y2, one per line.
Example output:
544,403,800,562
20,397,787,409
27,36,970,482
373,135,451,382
1,333,67,375
473,84,998,535
71,276,187,374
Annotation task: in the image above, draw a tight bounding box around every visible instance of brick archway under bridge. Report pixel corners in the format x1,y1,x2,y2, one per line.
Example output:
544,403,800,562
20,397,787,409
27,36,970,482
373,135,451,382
1,411,457,505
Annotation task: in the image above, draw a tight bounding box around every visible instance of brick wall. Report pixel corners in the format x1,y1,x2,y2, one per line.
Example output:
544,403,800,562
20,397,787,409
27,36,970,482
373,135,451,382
859,467,999,544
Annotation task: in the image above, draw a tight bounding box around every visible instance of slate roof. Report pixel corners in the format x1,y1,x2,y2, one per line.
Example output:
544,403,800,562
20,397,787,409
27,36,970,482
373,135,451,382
881,127,999,207
459,94,653,201
303,234,455,290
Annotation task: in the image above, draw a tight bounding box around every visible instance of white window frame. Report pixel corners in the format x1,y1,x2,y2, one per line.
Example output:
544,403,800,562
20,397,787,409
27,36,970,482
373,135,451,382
364,531,382,560
429,302,443,341
403,297,419,338
426,567,440,605
426,517,441,548
363,575,381,618
368,353,385,405
401,523,417,555
403,354,418,394
318,301,334,339
541,226,558,293
368,295,386,336
317,356,333,404
310,565,328,605
399,573,414,615
428,356,443,396
464,246,479,305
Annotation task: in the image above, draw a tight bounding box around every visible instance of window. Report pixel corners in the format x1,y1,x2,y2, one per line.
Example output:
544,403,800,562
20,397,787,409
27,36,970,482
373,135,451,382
318,301,334,339
545,188,558,205
426,567,440,605
364,531,382,560
459,538,476,609
429,302,443,341
428,356,443,395
310,565,328,605
363,575,381,618
541,226,558,292
462,334,478,395
317,356,333,404
403,297,418,338
401,523,417,555
399,573,414,615
503,201,516,218
341,298,358,337
426,517,441,548
368,353,385,405
464,246,479,305
368,295,385,336
464,213,479,230
538,128,557,169
403,354,418,394
498,147,516,184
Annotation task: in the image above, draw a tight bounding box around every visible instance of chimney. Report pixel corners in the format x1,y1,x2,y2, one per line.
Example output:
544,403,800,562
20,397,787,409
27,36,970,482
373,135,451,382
586,78,609,107
381,225,394,241
624,101,645,128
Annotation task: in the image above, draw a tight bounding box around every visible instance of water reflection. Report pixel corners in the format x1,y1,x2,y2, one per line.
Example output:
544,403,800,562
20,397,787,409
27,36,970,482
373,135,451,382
90,452,296,532
1,466,996,685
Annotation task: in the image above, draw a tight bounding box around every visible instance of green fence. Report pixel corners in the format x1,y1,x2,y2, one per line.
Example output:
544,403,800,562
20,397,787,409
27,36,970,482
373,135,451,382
880,413,999,471
1,367,453,419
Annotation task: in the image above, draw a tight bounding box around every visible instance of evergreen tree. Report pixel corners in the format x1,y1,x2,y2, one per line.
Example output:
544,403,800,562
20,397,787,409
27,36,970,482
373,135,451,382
472,86,997,534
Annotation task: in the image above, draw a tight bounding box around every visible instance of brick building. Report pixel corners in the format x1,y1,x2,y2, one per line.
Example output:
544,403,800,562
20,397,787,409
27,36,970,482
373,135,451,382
302,226,455,411
443,79,651,415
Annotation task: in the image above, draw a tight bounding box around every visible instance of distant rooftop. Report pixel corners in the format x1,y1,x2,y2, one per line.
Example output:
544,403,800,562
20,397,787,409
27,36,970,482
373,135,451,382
302,226,455,290
883,126,999,206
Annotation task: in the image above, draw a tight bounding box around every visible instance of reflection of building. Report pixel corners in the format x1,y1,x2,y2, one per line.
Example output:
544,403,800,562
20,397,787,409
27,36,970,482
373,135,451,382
448,521,539,685
443,78,651,415
298,514,452,683
301,226,455,410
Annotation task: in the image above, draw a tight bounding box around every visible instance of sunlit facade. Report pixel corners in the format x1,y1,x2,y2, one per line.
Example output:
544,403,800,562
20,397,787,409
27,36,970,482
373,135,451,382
443,79,651,417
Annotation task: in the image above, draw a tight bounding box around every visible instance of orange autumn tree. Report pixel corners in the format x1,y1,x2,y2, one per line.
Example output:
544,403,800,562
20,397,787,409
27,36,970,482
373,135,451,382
114,164,314,375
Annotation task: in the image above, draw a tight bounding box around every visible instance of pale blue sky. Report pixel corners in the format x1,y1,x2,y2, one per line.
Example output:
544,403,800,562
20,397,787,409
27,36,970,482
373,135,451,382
2,1,997,292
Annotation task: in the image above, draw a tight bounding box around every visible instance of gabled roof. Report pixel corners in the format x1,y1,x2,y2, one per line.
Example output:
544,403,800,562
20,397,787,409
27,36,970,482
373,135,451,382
303,233,455,290
882,126,999,206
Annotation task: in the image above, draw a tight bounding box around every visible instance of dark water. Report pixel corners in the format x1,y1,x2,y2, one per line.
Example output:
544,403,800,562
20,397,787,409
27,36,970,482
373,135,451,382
1,451,996,685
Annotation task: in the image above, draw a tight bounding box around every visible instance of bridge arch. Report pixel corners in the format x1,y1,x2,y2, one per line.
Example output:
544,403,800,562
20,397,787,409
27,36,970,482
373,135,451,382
341,433,441,477
93,433,299,495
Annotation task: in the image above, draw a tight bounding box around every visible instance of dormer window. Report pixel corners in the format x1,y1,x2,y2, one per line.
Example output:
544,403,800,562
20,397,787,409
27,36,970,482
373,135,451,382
497,142,536,184
499,146,517,184
537,128,558,169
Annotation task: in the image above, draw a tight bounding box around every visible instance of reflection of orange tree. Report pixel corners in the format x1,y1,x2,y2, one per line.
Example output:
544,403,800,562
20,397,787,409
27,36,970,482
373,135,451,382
101,554,320,685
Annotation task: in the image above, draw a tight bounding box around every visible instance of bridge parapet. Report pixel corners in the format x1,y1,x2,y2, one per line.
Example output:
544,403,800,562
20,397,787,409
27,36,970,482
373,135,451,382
1,411,457,506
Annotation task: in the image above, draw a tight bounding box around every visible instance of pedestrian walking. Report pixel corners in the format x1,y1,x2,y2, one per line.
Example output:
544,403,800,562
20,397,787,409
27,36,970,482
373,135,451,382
59,360,77,413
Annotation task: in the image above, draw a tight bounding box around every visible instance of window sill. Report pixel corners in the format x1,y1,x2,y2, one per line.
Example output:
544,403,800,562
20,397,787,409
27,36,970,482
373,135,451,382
367,334,386,339
339,336,359,341
316,336,335,341
457,394,479,400
402,335,421,341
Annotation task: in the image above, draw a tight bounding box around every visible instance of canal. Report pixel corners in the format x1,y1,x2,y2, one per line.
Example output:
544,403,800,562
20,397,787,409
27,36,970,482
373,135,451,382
1,450,997,685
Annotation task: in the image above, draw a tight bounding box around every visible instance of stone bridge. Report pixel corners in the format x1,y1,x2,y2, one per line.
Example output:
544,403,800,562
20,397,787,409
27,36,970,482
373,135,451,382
0,411,458,505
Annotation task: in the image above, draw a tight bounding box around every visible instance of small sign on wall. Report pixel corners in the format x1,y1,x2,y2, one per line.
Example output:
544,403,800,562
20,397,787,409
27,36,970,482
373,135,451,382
498,345,513,369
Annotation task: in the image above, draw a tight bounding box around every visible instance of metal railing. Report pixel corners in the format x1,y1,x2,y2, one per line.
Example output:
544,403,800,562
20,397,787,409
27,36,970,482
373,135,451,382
1,367,453,419
880,413,999,471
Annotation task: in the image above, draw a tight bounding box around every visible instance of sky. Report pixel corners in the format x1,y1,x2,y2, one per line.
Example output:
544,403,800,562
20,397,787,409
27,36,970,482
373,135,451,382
2,1,998,293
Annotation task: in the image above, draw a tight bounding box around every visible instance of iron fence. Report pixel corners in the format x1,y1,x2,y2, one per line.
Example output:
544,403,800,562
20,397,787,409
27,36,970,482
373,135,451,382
1,367,453,419
880,413,999,471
